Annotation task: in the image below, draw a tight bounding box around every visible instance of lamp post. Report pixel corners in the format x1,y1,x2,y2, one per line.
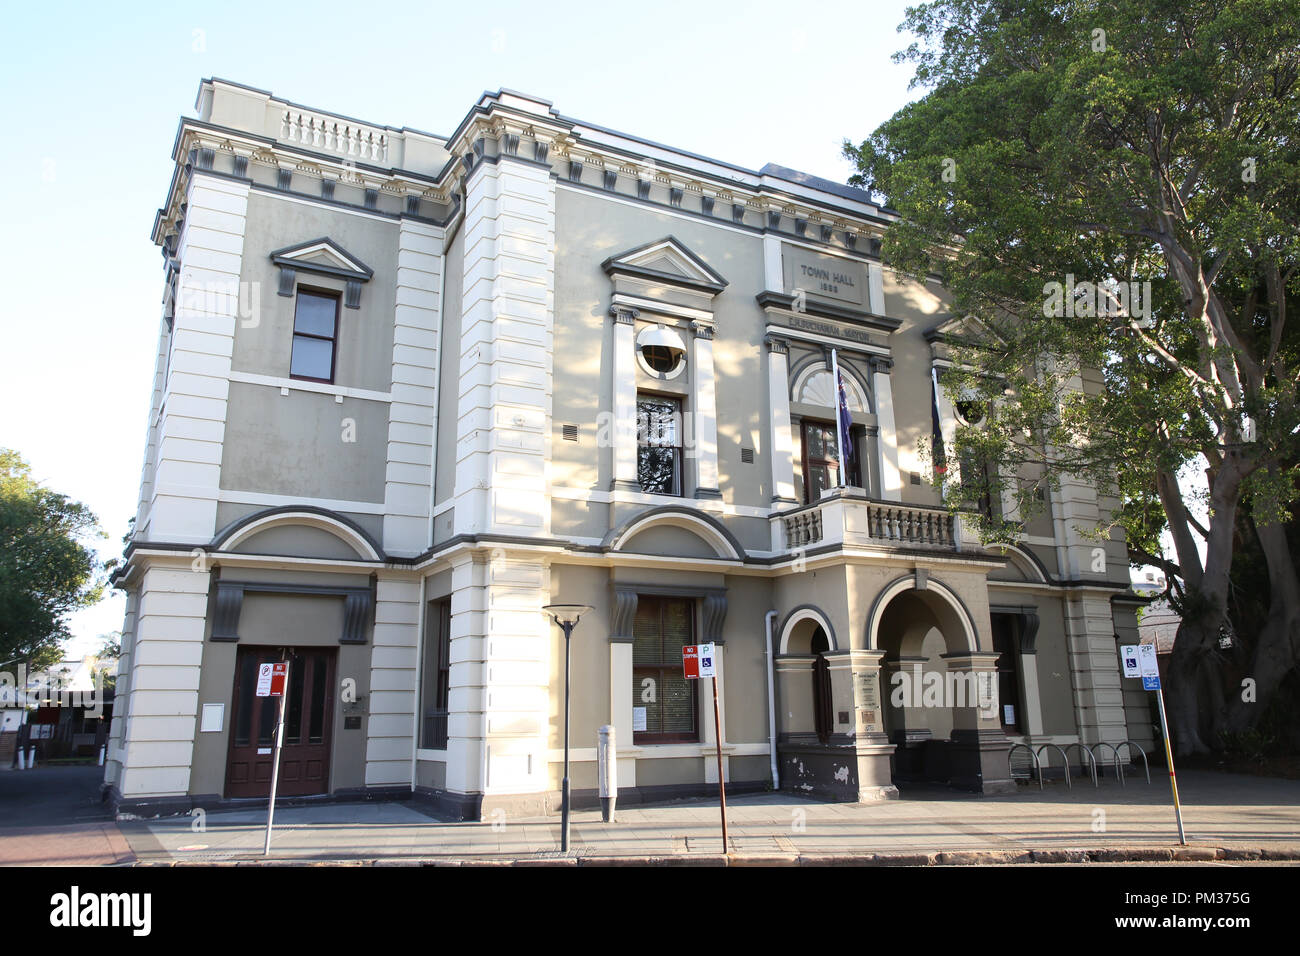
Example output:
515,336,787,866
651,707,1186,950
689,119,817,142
543,603,592,853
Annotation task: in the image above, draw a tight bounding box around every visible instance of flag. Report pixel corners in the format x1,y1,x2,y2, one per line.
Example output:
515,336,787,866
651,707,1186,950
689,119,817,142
837,368,854,464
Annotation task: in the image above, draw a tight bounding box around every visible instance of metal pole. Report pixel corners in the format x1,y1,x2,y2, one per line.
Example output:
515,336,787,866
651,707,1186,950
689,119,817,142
263,659,290,857
712,675,728,853
561,621,573,853
1154,685,1186,845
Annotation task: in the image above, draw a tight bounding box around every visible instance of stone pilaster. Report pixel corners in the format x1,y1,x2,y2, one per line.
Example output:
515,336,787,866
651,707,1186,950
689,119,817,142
610,306,640,492
690,320,721,499
765,336,797,505
365,576,421,786
870,357,902,500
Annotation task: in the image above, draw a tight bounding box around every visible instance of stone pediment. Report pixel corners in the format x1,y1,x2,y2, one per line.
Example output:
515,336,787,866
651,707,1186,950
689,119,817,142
270,237,374,282
602,236,728,296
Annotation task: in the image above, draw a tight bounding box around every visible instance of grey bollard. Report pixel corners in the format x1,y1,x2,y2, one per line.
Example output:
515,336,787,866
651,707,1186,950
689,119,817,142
26,746,35,770
597,724,617,822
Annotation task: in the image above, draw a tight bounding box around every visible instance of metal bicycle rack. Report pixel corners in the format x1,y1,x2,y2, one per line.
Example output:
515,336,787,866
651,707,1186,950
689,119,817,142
1063,742,1099,787
1007,743,1042,790
1036,743,1073,788
1091,742,1121,782
1114,740,1151,786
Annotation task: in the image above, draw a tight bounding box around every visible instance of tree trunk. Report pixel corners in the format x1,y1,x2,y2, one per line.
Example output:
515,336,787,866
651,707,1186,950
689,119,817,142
1220,518,1300,734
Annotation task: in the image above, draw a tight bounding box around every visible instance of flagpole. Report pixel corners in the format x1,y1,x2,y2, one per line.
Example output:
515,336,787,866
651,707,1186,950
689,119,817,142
830,349,847,488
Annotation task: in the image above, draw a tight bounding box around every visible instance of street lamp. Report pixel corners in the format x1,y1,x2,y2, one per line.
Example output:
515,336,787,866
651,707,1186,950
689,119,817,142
543,603,592,853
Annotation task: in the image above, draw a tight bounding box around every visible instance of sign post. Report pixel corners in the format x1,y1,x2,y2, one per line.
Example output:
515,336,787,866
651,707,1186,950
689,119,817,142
1124,643,1186,846
684,643,727,853
259,659,289,856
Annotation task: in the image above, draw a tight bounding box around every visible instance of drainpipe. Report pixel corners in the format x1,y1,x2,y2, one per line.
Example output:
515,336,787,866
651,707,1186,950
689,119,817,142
765,609,780,790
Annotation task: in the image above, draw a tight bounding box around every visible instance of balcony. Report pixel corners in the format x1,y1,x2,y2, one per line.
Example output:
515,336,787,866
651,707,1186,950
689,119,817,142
772,488,975,554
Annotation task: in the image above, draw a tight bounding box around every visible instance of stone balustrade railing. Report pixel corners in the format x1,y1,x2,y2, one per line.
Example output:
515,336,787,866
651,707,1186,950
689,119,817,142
281,109,390,163
774,490,966,554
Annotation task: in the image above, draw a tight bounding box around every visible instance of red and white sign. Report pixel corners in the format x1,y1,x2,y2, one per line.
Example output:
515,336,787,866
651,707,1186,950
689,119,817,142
682,643,716,680
256,662,288,698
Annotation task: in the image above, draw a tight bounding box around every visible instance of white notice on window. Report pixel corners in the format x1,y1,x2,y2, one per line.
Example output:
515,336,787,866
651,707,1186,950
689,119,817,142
1003,704,1015,725
632,707,647,732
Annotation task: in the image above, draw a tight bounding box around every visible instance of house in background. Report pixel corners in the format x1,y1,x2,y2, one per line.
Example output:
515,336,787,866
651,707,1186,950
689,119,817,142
104,79,1151,818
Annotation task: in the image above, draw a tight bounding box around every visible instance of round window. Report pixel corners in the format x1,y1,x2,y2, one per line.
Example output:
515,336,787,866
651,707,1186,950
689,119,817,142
641,345,679,374
955,398,985,425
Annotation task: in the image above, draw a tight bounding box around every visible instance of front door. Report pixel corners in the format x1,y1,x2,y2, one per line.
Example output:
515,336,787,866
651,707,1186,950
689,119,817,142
225,646,335,798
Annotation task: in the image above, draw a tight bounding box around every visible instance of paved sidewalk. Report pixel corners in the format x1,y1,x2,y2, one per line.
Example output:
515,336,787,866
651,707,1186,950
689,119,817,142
119,770,1300,865
0,766,135,866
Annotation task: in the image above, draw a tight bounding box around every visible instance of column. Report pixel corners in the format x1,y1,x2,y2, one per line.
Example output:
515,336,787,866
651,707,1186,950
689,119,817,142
150,174,248,543
609,588,637,788
765,336,797,505
366,575,421,786
383,219,443,556
118,565,210,802
610,307,640,491
453,155,554,538
941,650,1016,794
690,320,721,499
871,357,902,500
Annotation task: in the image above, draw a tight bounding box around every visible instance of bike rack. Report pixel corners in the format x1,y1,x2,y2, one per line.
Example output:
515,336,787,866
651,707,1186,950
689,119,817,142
1008,743,1042,790
1036,743,1072,788
1091,742,1121,783
1115,740,1151,785
1064,742,1099,787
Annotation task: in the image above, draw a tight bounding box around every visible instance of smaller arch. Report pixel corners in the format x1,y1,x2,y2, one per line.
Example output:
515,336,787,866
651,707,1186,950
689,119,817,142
212,506,384,562
604,506,745,561
991,543,1050,584
778,605,838,655
866,574,979,653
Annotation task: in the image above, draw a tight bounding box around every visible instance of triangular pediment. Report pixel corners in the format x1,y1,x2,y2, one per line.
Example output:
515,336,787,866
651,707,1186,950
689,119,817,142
602,236,728,294
270,237,374,282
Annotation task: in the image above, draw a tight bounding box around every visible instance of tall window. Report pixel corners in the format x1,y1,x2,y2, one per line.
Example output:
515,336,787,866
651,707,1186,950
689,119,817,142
290,289,339,383
420,599,451,749
632,596,698,743
637,394,683,496
811,626,833,744
801,420,861,504
990,614,1022,732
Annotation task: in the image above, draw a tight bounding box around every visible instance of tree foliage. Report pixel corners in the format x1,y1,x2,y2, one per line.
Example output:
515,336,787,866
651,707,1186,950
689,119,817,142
0,449,111,669
845,0,1300,753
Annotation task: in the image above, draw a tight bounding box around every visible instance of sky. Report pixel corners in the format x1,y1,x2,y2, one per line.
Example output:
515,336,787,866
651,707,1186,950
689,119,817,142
0,0,925,658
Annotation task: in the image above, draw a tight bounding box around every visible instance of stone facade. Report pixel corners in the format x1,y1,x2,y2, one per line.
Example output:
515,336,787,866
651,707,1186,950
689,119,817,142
103,79,1153,818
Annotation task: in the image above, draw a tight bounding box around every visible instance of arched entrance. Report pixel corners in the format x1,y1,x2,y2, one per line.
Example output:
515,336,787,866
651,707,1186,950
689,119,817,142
869,577,1015,793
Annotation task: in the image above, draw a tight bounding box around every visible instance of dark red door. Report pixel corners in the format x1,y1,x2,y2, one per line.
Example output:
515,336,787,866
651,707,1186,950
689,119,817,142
226,646,335,798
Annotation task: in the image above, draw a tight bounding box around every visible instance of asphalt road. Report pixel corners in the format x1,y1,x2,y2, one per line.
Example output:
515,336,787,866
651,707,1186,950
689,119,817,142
0,765,111,827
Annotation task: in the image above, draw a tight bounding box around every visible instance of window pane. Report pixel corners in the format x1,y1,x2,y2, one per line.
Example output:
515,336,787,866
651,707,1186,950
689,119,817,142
309,655,327,743
637,398,679,446
294,293,336,337
285,660,306,744
637,445,679,495
291,334,334,380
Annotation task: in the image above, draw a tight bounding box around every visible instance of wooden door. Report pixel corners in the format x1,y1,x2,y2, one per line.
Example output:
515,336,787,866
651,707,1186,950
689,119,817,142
226,646,335,798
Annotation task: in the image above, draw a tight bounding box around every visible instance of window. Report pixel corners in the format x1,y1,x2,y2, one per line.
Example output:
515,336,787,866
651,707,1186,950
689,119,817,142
811,626,833,744
637,394,683,496
632,596,698,743
990,614,1022,732
289,289,339,383
800,419,862,504
419,599,451,749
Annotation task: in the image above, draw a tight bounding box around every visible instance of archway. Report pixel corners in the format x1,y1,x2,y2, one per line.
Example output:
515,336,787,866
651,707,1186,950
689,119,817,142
870,583,1010,792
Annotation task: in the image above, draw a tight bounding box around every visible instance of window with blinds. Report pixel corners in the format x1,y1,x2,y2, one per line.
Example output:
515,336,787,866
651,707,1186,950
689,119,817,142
632,595,699,743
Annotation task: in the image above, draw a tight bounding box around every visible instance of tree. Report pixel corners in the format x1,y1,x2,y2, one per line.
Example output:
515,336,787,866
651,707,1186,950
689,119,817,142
0,449,112,670
844,0,1300,754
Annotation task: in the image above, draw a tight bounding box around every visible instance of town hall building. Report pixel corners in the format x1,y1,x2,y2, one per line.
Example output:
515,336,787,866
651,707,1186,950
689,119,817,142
103,79,1152,818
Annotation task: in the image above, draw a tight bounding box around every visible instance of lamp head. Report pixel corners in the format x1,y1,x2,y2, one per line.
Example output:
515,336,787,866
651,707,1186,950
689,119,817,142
544,604,593,627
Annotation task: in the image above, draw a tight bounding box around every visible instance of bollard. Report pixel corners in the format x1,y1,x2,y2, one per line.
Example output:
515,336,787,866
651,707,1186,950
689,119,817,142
26,747,35,770
98,745,106,767
597,724,617,822
15,748,24,770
